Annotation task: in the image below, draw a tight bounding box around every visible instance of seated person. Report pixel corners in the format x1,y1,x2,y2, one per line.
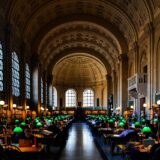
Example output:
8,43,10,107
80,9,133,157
47,122,61,134
110,129,138,155
118,129,135,137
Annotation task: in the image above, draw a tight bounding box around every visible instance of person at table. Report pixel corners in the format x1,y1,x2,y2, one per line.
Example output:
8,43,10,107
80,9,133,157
47,121,61,134
110,129,138,155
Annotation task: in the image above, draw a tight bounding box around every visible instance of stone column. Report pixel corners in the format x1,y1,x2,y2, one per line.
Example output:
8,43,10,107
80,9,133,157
112,70,117,109
48,74,53,110
31,55,40,114
147,22,155,120
5,24,12,113
20,41,26,111
119,54,128,114
43,71,47,109
106,74,112,115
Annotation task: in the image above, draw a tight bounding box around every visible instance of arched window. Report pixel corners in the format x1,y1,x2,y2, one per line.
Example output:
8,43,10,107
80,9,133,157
83,89,94,107
0,43,3,91
49,85,52,107
65,89,76,107
46,82,48,105
12,52,20,97
25,64,30,99
41,78,43,103
53,87,57,107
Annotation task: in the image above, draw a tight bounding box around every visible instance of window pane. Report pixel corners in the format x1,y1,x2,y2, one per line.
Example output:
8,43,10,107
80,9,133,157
25,64,30,99
53,87,57,107
0,43,3,91
65,89,76,107
12,52,20,96
83,89,94,107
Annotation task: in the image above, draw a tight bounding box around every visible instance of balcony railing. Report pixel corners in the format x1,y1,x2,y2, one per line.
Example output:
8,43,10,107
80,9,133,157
128,73,147,91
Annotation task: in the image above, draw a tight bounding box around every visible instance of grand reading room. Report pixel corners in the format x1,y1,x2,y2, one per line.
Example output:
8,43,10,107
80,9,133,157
0,0,160,160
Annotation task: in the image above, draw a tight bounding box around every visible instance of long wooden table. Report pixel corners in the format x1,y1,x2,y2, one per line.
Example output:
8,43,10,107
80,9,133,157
18,144,45,152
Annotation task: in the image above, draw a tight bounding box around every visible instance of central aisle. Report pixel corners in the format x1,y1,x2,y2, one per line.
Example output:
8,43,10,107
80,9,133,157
59,123,104,160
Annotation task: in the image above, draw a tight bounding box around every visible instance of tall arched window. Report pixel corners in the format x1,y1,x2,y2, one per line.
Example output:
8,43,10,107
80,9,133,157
0,43,3,91
49,85,52,107
83,89,94,107
46,82,48,106
65,89,76,107
41,78,43,103
53,87,57,107
25,64,30,99
12,52,20,97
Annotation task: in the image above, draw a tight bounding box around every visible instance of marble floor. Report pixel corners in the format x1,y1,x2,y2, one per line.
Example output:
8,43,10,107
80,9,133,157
58,122,104,160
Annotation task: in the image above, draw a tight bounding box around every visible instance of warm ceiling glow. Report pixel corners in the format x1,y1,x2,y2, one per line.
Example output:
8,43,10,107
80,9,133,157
26,106,30,109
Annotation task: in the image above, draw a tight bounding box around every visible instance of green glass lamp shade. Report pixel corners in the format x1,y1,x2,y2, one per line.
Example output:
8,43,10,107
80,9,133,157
54,117,58,121
122,119,126,123
120,117,123,120
48,119,52,123
35,119,39,123
13,126,23,133
135,121,140,127
141,119,146,123
26,117,31,121
108,119,114,123
21,122,26,126
119,122,124,127
15,119,20,123
36,122,43,127
142,126,152,133
153,118,158,123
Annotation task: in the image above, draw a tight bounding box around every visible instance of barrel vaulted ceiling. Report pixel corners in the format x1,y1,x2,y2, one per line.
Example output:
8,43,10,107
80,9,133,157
1,0,158,85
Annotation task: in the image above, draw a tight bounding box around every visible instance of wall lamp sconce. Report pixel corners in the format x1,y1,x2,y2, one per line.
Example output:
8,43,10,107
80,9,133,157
0,100,5,106
41,107,44,111
130,105,134,109
143,103,147,108
157,100,160,106
13,104,17,108
26,106,30,109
